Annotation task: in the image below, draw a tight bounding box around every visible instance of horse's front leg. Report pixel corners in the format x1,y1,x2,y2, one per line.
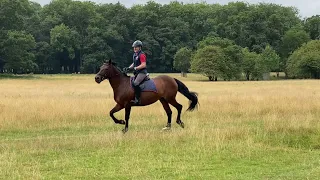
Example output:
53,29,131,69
109,104,125,125
123,105,132,134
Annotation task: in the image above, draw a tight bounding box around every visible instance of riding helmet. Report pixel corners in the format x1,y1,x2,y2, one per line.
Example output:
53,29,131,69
132,40,143,48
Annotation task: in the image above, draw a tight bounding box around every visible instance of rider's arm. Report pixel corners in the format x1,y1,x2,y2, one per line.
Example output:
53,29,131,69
135,54,146,70
129,63,134,69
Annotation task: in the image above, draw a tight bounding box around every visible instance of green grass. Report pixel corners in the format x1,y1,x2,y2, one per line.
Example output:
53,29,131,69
1,129,320,179
0,74,320,179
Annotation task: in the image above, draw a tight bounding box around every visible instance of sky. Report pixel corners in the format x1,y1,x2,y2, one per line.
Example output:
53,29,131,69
32,0,320,18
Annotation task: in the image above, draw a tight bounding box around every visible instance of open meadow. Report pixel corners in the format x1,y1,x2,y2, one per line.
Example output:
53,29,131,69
0,74,320,179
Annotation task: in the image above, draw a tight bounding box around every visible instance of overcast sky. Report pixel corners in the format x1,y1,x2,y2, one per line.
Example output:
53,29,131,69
32,0,320,18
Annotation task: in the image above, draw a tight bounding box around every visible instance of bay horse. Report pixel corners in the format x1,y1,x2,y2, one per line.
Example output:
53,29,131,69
95,60,199,133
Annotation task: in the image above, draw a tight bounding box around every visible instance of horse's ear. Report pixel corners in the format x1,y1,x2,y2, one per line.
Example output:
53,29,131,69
108,59,112,64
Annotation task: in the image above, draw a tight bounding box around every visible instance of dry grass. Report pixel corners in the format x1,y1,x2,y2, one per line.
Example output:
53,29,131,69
0,74,320,179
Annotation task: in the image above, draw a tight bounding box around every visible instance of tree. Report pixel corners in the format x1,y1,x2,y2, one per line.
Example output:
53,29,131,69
35,41,53,73
304,15,320,40
223,44,243,80
242,48,261,80
280,26,311,76
216,3,300,53
0,0,310,75
25,2,42,40
0,32,5,73
0,0,37,73
173,47,192,77
2,30,37,73
82,26,114,73
197,37,243,80
252,57,267,80
287,40,320,79
261,45,280,77
0,0,34,31
50,24,80,73
65,1,96,68
191,46,227,81
95,3,131,68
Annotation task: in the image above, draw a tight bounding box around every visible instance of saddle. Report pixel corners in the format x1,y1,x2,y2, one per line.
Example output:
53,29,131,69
130,73,157,93
133,73,150,88
142,73,150,83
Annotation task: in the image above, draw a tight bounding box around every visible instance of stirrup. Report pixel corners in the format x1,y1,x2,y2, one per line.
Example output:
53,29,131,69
130,98,140,105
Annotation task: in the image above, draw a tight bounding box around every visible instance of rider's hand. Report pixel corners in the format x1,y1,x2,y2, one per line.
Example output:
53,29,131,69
123,67,129,72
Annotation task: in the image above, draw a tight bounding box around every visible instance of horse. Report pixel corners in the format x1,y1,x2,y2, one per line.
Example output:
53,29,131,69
95,60,199,133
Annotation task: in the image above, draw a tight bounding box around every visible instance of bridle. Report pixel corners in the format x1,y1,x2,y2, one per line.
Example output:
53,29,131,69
97,64,124,80
96,69,108,80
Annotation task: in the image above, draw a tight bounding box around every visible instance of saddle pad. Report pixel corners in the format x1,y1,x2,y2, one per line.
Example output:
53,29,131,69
130,77,157,93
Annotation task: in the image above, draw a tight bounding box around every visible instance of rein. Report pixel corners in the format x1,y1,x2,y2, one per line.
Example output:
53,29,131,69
98,64,129,80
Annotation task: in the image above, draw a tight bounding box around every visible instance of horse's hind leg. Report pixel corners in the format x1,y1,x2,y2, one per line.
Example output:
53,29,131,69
169,99,184,128
160,98,172,130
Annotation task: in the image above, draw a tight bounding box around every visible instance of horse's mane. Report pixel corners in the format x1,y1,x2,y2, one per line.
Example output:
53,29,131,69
111,62,130,77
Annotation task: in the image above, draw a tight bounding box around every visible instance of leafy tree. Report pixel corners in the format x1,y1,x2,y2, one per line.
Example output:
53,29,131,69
304,15,320,40
287,40,320,79
95,3,132,67
216,2,300,53
242,47,272,80
65,1,96,68
223,44,244,80
0,0,37,73
0,0,34,31
198,36,234,49
197,37,243,80
0,0,314,76
191,46,227,81
25,2,42,40
35,41,53,73
252,57,267,80
2,31,37,73
261,45,280,76
0,32,6,73
280,26,311,58
173,47,192,77
50,24,80,73
242,48,261,80
280,26,310,76
82,26,114,73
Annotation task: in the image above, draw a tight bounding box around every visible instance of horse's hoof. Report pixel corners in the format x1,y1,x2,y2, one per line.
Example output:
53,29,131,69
122,128,128,134
162,126,171,131
178,121,185,128
119,120,126,125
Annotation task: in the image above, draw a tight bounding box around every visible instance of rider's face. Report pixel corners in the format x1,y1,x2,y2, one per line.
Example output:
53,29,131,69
133,46,140,53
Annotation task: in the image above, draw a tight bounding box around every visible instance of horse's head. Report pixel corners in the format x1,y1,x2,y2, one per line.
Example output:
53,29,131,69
95,59,118,84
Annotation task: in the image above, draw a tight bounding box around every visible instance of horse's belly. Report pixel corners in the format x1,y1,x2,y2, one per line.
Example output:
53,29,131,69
140,92,160,106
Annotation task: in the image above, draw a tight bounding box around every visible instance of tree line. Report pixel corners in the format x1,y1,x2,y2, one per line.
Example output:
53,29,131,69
0,0,319,80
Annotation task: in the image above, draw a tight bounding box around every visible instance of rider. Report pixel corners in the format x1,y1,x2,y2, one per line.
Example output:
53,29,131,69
124,40,147,105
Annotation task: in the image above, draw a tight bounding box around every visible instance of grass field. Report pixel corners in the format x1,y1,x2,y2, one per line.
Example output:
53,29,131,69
0,74,320,179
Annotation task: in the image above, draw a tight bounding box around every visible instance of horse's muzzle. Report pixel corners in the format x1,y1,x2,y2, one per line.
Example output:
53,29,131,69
95,75,103,84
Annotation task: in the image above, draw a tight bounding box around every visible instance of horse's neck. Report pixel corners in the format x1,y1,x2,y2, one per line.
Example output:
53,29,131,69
108,75,129,92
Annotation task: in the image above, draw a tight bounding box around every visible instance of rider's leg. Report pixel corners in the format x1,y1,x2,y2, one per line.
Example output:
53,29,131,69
131,73,146,105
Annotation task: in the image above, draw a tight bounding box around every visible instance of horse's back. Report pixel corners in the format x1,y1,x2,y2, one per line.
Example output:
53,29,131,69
152,75,178,96
153,75,177,83
153,74,175,80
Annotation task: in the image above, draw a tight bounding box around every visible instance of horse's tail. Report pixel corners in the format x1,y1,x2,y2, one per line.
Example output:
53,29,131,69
174,78,199,111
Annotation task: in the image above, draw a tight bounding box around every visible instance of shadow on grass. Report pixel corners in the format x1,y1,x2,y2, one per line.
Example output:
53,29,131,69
0,74,40,80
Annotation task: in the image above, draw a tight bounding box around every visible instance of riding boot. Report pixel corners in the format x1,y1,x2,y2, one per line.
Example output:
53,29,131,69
131,85,141,105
